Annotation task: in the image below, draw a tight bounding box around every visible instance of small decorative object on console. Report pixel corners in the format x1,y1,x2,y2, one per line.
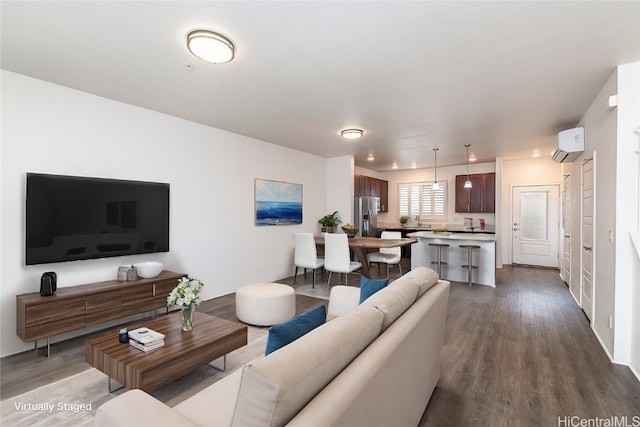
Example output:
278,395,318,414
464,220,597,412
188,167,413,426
39,272,57,296
135,261,163,279
118,328,129,343
167,277,204,331
126,265,137,281
117,266,129,281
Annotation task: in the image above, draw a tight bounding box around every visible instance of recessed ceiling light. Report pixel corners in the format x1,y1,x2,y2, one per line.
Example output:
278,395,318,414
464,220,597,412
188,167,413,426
341,129,363,139
367,154,375,161
392,163,398,169
411,163,417,169
187,30,235,63
532,153,541,158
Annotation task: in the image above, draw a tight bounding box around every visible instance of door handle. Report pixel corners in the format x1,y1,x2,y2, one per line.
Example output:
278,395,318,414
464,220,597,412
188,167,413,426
583,246,592,251
513,228,519,231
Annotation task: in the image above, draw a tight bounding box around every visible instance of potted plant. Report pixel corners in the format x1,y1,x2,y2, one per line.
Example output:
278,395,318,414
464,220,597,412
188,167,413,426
399,215,409,227
318,211,341,233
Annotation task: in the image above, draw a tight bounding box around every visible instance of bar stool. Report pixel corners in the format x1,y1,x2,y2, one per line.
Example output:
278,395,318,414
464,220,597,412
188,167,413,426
460,245,480,286
428,243,449,277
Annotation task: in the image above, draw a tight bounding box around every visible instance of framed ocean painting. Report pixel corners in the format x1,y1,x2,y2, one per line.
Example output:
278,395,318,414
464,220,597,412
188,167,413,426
255,179,303,226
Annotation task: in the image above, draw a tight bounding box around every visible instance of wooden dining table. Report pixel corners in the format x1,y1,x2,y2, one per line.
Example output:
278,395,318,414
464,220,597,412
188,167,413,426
314,235,417,279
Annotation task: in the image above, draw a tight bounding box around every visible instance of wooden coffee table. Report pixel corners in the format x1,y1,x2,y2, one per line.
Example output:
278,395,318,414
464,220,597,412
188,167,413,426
85,311,247,392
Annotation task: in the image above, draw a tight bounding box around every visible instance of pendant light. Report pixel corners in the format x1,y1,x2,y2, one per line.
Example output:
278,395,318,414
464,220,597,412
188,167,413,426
433,148,440,190
464,144,472,189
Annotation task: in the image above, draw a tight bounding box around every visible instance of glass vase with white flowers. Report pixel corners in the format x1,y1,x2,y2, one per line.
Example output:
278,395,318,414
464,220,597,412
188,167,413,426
167,277,204,331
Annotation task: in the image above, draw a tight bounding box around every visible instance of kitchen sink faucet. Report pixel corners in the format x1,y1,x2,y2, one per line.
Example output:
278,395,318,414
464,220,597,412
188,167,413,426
415,215,422,226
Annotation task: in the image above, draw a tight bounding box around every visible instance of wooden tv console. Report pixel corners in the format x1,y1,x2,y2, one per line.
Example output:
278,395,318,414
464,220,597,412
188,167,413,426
16,270,186,356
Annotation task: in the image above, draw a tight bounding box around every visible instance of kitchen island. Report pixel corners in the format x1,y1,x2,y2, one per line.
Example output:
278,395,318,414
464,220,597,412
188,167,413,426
407,231,496,287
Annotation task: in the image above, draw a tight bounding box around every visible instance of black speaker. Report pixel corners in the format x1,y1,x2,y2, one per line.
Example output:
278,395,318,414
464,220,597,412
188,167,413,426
40,272,57,296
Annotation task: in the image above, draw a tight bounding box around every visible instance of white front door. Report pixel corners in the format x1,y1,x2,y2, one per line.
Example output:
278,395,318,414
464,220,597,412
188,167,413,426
581,158,595,321
562,173,572,286
512,185,560,267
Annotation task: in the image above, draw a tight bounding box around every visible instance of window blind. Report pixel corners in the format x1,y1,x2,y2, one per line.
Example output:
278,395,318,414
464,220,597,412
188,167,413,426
399,181,447,220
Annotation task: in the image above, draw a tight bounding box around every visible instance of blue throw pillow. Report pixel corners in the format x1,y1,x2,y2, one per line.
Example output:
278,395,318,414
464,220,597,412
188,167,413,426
359,276,389,303
265,305,326,355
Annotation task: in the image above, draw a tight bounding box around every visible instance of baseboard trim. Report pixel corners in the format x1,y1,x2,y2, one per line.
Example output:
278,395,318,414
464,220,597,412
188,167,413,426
592,325,614,362
629,364,640,383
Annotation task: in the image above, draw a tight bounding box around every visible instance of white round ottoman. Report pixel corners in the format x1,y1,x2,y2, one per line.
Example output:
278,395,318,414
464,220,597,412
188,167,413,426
235,283,296,326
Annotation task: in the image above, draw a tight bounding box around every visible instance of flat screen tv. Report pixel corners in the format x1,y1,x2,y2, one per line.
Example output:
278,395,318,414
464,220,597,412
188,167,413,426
26,173,169,265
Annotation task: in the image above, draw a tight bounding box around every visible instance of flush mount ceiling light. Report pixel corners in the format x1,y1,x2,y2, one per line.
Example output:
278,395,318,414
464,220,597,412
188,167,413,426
341,129,363,139
433,148,440,190
464,144,472,189
187,30,235,63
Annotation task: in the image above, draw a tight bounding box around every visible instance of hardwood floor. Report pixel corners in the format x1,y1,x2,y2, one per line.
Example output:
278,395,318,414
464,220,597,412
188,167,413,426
420,265,640,425
2,264,639,426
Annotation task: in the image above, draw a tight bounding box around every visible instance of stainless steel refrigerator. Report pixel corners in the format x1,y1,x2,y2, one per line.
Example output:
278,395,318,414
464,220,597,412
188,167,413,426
354,196,380,237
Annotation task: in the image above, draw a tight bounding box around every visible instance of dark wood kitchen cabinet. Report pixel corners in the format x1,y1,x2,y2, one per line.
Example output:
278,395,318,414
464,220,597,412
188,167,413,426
455,173,495,213
354,174,389,212
378,179,388,212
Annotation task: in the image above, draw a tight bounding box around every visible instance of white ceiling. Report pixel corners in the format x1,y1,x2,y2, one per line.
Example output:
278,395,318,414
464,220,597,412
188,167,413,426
2,1,639,171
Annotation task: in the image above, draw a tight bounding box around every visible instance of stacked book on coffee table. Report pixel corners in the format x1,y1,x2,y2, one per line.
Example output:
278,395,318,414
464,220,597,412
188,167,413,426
128,327,165,352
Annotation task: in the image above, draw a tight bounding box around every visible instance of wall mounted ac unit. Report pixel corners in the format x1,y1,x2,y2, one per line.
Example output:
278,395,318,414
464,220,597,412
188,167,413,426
552,127,585,163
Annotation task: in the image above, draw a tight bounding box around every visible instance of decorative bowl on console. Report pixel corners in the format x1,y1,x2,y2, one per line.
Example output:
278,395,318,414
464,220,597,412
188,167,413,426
135,261,164,279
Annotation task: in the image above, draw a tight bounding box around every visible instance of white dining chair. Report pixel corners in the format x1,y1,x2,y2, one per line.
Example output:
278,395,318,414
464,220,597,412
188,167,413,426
366,231,402,278
293,233,325,288
323,233,362,288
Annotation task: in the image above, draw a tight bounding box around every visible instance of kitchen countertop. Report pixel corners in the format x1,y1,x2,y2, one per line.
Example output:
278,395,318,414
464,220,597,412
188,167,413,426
445,224,495,234
381,225,496,234
406,231,496,241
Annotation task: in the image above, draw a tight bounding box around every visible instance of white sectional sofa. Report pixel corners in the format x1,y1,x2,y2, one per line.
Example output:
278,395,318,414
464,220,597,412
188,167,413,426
94,267,450,427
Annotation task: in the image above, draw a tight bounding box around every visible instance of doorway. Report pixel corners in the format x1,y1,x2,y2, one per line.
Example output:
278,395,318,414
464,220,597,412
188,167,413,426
512,185,560,267
562,173,572,286
581,157,595,321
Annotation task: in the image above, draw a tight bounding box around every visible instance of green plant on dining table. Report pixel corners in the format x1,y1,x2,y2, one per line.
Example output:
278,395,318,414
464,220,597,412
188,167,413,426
318,211,341,232
319,211,341,227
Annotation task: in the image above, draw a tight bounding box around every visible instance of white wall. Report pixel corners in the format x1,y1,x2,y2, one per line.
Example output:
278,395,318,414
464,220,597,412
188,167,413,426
1,71,327,357
614,62,640,367
565,62,640,368
327,156,355,227
495,158,504,267
496,158,562,266
633,115,640,378
570,70,618,358
354,165,380,179
634,250,640,379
